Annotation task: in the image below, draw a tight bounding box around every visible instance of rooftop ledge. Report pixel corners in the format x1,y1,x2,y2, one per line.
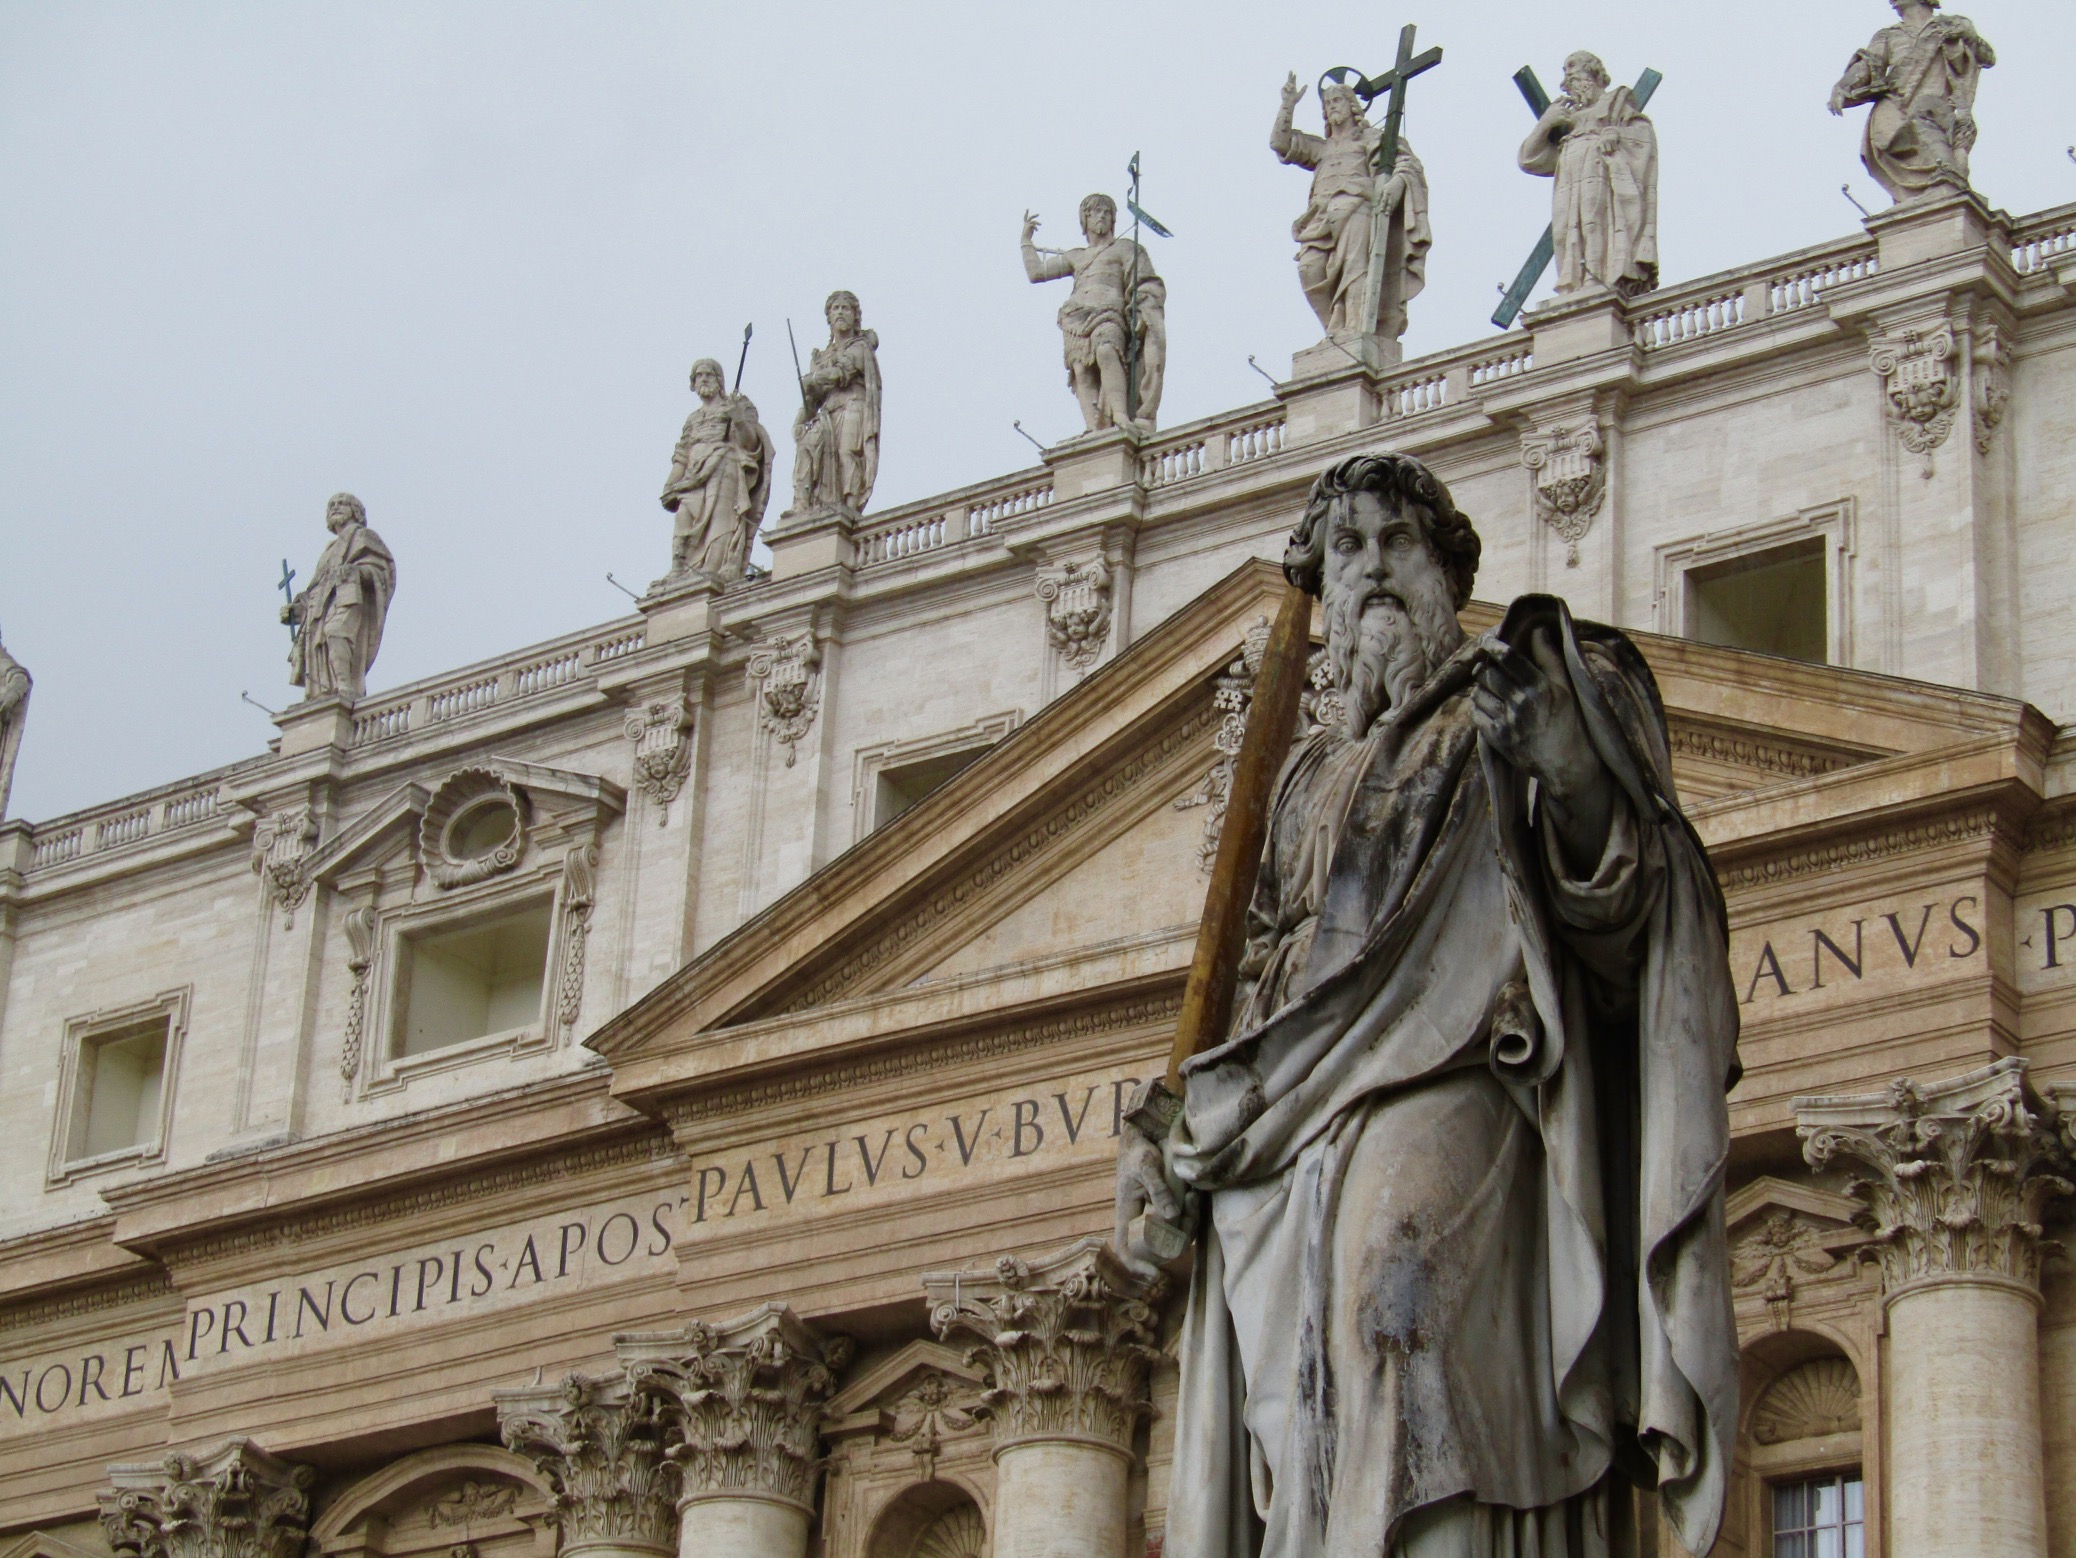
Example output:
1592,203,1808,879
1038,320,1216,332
11,198,2073,883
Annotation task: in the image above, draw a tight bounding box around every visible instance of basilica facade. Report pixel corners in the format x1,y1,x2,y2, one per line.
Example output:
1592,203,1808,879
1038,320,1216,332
1,114,2074,1558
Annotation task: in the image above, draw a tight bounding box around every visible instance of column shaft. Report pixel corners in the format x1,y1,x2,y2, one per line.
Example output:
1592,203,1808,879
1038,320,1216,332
1888,1281,2047,1558
992,1441,1129,1558
678,1497,809,1558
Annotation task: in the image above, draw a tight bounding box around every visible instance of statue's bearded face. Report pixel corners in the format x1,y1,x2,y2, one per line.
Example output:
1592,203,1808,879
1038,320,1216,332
692,365,724,401
1080,200,1115,242
1322,86,1358,131
1562,55,1608,105
1320,490,1464,739
827,296,859,334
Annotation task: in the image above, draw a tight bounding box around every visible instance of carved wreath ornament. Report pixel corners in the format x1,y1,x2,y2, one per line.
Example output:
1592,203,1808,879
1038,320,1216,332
419,768,529,889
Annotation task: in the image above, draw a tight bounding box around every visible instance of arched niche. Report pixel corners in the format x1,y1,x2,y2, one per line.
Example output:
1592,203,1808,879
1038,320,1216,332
310,1443,552,1558
1731,1332,1870,1558
866,1481,989,1558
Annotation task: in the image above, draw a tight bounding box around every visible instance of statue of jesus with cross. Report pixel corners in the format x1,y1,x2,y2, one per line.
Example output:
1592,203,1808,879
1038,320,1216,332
1271,27,1439,362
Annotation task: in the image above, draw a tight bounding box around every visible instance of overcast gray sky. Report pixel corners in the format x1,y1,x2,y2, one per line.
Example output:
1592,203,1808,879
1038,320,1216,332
2,1,2070,821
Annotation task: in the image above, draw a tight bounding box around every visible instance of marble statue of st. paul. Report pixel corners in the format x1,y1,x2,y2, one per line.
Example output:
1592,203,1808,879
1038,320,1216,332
1118,454,1740,1558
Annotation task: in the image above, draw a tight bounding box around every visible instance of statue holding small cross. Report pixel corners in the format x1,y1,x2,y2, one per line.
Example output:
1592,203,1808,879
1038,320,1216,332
1271,25,1440,365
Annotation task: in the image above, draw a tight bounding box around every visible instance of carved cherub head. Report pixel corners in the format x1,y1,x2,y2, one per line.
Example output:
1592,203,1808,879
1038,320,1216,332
325,492,366,533
1078,192,1117,242
689,358,726,402
824,290,861,336
1561,52,1611,107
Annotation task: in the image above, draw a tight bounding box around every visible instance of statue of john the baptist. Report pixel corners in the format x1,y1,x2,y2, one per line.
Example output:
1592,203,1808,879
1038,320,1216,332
1117,453,1741,1558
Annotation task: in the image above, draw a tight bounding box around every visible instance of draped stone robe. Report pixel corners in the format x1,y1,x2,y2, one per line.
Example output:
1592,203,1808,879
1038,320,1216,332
288,522,396,702
792,329,882,515
663,397,777,580
1833,12,1996,202
1276,124,1431,340
1519,89,1658,299
1165,601,1738,1558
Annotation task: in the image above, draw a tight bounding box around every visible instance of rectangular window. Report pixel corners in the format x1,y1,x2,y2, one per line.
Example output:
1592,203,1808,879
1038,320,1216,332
77,1019,169,1158
1686,537,1829,665
1773,1471,1864,1558
874,745,991,831
49,989,187,1182
394,900,552,1057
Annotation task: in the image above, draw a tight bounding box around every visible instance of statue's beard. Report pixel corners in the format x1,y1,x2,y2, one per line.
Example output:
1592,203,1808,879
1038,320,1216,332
1324,577,1461,739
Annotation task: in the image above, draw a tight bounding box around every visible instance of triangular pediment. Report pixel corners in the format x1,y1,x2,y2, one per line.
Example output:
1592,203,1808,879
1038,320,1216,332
595,561,2040,1114
308,756,624,883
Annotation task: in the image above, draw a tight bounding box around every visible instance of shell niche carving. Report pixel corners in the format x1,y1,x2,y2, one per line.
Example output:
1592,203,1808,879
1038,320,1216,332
909,1504,987,1558
1752,1356,1861,1445
420,768,531,890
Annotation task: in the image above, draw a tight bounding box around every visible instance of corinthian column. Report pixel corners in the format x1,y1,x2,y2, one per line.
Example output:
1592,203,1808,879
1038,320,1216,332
98,1439,315,1558
1797,1058,2072,1558
924,1238,1163,1558
618,1305,851,1558
495,1371,679,1558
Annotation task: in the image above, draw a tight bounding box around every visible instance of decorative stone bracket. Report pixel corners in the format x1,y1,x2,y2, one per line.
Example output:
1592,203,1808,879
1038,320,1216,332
1871,324,1959,478
99,1439,316,1558
922,1237,1164,1455
750,635,823,768
624,694,696,822
1974,322,2012,456
495,1370,679,1557
250,805,319,925
1520,416,1606,568
1796,1057,2074,1296
618,1304,853,1515
1036,557,1115,674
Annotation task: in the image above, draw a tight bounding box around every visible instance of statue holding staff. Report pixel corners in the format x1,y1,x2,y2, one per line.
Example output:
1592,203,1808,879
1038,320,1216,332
0,629,28,820
1020,194,1166,436
1830,0,1995,204
1117,453,1740,1558
790,290,881,517
660,357,777,584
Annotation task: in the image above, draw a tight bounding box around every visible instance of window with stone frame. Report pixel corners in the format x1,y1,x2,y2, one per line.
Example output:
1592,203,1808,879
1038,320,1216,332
390,896,554,1059
47,989,187,1183
1652,499,1855,668
874,745,994,831
1771,1469,1864,1558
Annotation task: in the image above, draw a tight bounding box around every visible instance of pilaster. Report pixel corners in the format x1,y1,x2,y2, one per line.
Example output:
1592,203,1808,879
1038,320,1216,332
99,1439,316,1558
496,1371,680,1558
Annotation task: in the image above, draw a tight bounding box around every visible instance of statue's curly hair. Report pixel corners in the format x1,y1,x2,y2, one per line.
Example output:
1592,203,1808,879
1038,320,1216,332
1283,452,1481,609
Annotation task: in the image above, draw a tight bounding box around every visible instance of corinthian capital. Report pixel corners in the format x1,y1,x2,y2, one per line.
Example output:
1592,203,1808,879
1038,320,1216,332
495,1370,678,1555
923,1236,1164,1454
99,1439,315,1558
1796,1058,2073,1295
617,1304,852,1514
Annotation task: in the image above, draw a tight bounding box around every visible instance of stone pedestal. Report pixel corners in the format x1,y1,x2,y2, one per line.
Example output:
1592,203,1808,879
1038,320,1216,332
1864,185,2010,275
272,695,356,758
638,573,724,649
1797,1059,2072,1558
923,1238,1162,1558
617,1304,851,1558
1289,330,1400,381
765,504,858,583
1042,427,1143,504
1522,288,1632,370
99,1438,316,1558
495,1371,679,1558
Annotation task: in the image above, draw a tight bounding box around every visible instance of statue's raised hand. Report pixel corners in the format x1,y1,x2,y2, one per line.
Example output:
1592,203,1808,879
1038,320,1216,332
1471,625,1615,871
1021,209,1041,244
1280,71,1305,109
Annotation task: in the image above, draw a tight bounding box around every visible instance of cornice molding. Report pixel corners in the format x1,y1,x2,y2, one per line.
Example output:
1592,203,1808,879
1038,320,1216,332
662,992,1178,1129
1716,806,2003,891
0,1271,177,1336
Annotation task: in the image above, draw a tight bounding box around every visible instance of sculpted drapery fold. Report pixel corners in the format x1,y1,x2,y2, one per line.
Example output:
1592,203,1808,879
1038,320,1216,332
1518,53,1658,299
1137,455,1739,1558
1829,4,1995,204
